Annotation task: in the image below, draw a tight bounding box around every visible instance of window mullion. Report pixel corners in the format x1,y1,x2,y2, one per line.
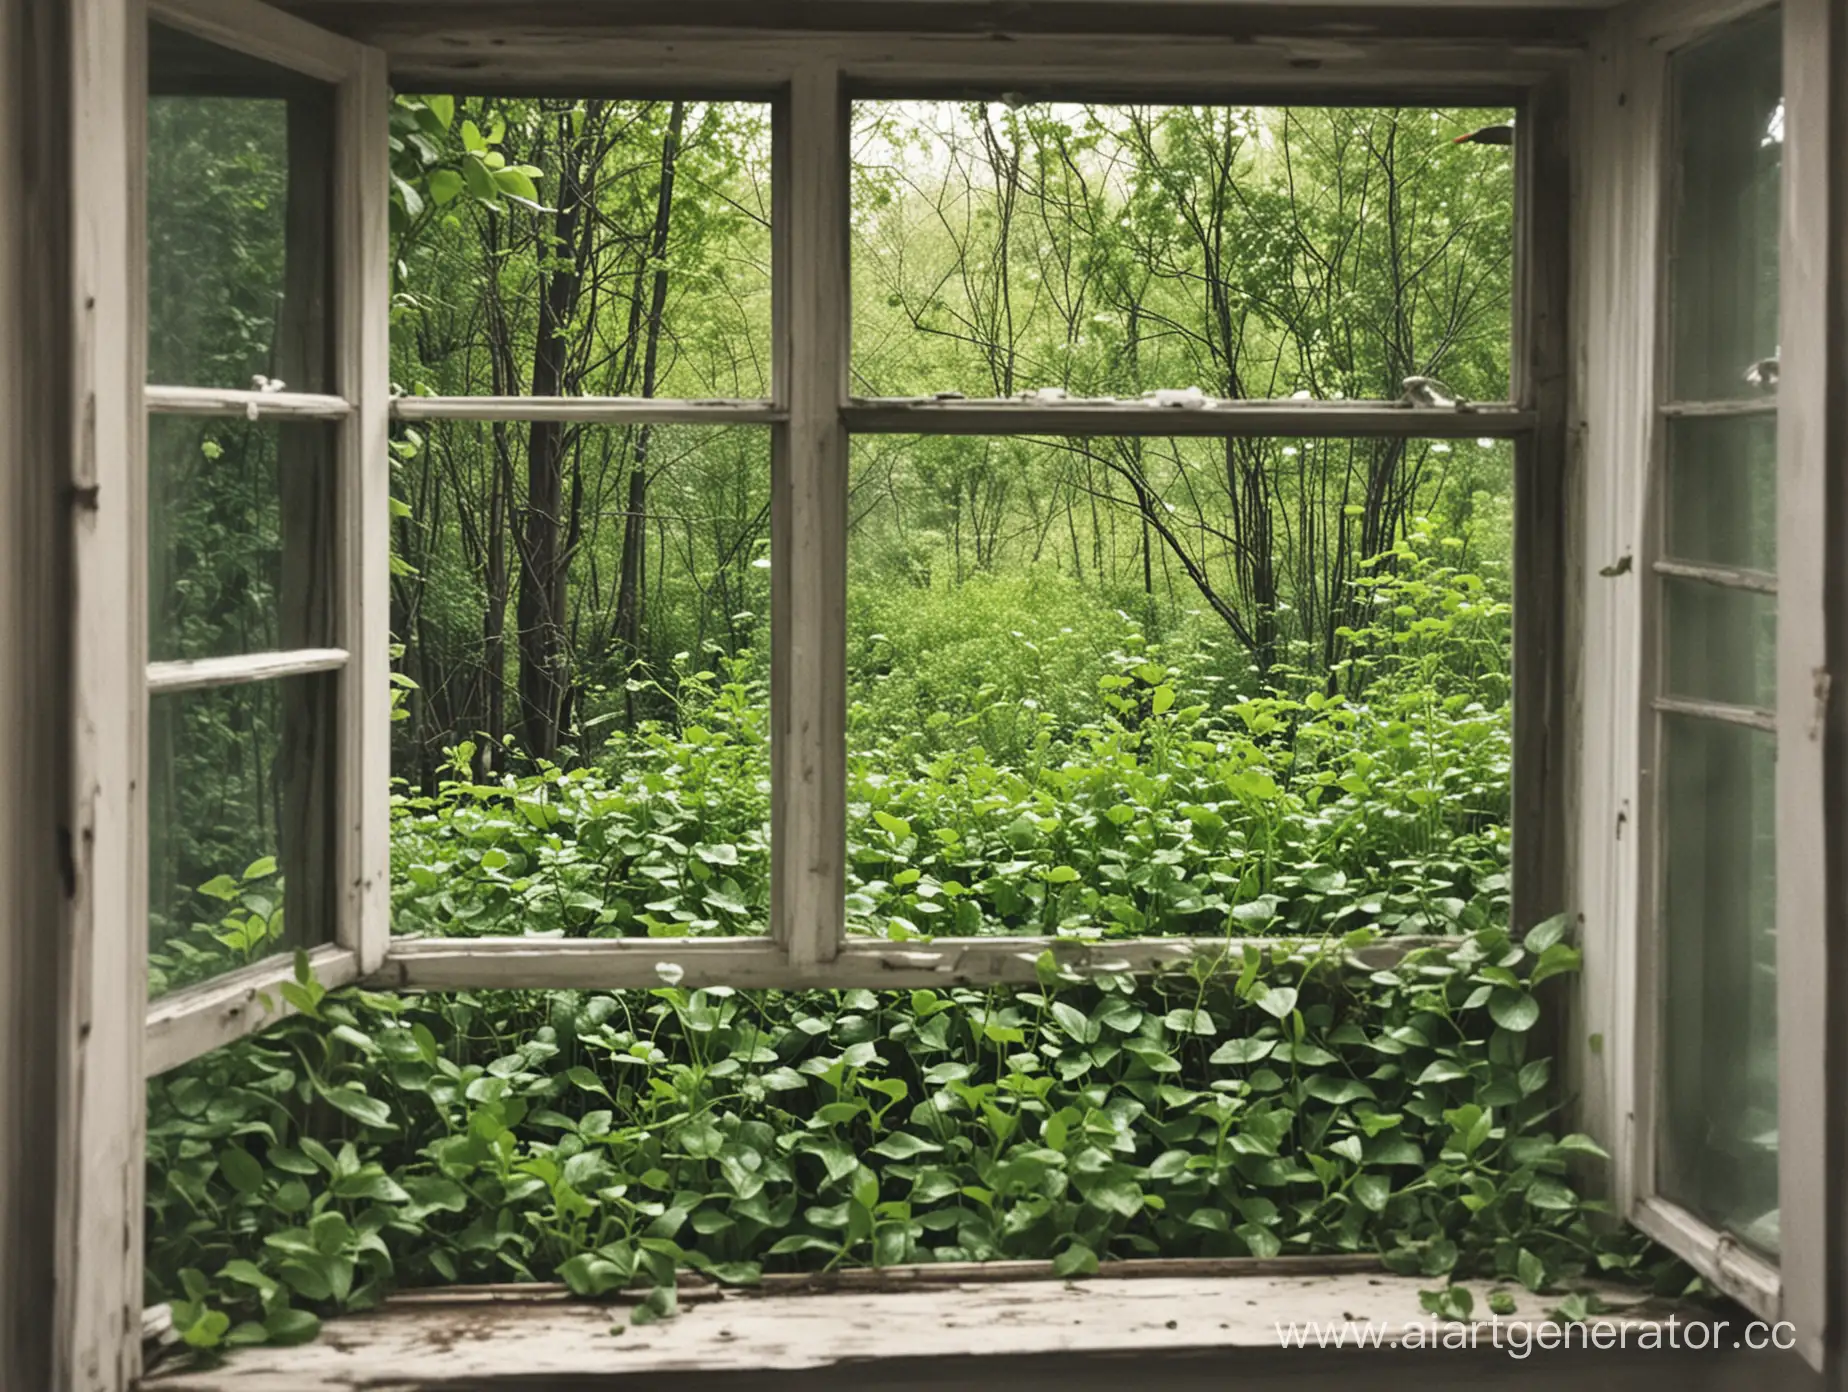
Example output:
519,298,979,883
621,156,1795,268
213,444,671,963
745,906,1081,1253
771,61,849,970
337,41,392,976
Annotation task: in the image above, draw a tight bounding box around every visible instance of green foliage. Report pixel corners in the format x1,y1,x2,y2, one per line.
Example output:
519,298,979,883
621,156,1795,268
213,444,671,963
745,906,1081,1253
148,926,1671,1351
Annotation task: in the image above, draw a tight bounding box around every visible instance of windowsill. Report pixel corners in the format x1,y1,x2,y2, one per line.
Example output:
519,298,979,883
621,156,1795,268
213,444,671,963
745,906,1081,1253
141,1263,1756,1390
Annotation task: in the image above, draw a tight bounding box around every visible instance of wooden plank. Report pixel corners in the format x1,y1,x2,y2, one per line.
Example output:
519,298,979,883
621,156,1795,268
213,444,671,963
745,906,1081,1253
368,933,1453,991
1630,0,1786,52
338,41,392,975
391,395,784,424
771,63,848,971
1657,398,1777,419
844,400,1536,439
2,3,74,1389
145,648,350,693
1649,696,1777,734
314,24,1581,94
1631,1195,1780,1323
59,0,147,1386
1651,558,1778,595
149,0,365,84
1773,0,1833,1368
144,944,359,1077
140,1271,1685,1390
144,384,353,418
1571,0,1656,1226
380,1254,1389,1304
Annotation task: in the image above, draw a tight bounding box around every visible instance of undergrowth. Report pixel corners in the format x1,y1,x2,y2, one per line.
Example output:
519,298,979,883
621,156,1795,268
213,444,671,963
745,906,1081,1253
144,533,1682,1356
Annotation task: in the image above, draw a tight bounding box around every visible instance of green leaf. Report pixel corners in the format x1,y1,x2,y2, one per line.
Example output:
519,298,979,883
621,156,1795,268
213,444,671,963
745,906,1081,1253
428,169,465,206
1517,1248,1548,1292
1052,1240,1099,1277
217,1146,266,1195
1163,1007,1215,1036
869,1132,941,1160
264,1307,322,1346
1525,1179,1578,1212
1351,1173,1391,1213
1210,1037,1274,1065
1236,1222,1282,1259
462,154,498,203
317,1085,392,1130
197,874,240,901
1488,988,1540,1033
493,166,540,203
1254,987,1298,1020
180,1308,231,1350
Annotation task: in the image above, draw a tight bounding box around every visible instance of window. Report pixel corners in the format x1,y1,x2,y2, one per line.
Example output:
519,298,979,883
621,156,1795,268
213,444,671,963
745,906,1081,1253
38,0,1844,1385
139,1,390,1076
1577,0,1831,1358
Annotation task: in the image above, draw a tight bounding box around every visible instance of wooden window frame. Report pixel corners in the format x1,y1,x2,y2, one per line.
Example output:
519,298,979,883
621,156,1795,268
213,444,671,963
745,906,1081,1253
53,0,1844,1385
368,43,1573,996
1573,0,1834,1359
136,0,391,1078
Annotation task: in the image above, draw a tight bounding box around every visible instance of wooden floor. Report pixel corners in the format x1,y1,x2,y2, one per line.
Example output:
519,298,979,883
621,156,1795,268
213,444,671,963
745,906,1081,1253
141,1266,1814,1391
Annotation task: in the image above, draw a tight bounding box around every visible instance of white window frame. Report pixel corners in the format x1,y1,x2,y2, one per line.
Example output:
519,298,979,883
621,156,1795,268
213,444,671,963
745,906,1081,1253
135,0,391,1077
1575,0,1833,1359
50,0,1846,1385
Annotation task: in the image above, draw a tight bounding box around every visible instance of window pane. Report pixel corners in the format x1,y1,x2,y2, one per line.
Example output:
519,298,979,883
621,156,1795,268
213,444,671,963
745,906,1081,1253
149,415,336,661
1668,10,1783,403
149,675,336,999
392,97,772,399
1665,414,1777,571
846,433,1513,940
390,423,771,939
1663,578,1776,710
1658,714,1779,1256
148,23,335,392
851,103,1515,402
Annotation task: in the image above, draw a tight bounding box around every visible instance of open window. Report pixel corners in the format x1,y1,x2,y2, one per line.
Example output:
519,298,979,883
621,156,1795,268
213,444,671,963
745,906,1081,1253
1575,0,1834,1361
39,0,1846,1385
139,0,390,1076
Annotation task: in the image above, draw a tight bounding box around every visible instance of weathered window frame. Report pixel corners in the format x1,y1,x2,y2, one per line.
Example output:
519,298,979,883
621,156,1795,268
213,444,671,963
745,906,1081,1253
48,0,1846,1386
1573,0,1834,1358
134,0,392,1077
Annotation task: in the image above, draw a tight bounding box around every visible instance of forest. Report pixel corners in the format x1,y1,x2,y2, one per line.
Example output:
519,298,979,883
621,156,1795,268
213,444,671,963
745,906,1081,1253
141,83,1682,1357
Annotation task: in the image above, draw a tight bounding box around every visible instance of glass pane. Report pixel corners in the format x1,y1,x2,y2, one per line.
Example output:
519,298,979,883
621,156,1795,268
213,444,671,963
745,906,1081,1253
1665,413,1777,572
1663,577,1777,710
390,423,771,939
148,23,335,392
1658,714,1779,1255
846,433,1513,940
149,415,336,661
149,675,336,999
852,103,1515,402
392,97,772,399
1668,10,1783,402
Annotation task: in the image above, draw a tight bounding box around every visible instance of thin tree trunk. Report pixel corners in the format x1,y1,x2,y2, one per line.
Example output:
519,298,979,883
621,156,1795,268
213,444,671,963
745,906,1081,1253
612,101,687,694
517,108,596,759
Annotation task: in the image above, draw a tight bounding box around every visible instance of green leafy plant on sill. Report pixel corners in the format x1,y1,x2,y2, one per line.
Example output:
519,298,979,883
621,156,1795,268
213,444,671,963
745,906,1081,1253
145,923,1684,1361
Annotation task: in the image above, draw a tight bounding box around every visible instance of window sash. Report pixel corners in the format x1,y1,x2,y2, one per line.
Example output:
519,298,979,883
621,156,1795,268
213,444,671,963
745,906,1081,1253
136,0,391,1065
1581,0,1832,1365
